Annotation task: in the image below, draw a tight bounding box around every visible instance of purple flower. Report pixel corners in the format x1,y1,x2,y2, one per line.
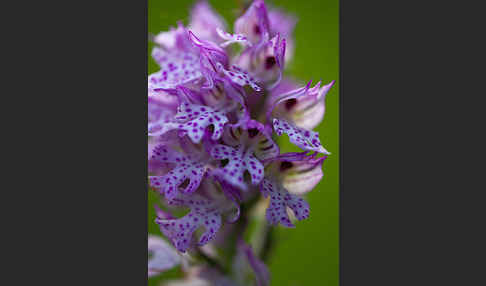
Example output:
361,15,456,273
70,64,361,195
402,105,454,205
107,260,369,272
148,235,182,277
149,143,207,200
156,192,223,252
261,152,327,227
271,78,335,129
209,121,278,191
148,0,334,281
149,102,229,142
234,0,271,45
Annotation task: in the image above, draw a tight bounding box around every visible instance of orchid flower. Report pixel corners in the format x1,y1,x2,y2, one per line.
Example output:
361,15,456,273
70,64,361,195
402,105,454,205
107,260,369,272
148,1,334,284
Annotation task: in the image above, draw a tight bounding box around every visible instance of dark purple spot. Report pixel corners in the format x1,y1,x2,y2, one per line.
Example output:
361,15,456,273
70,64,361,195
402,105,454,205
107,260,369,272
285,98,297,109
247,128,259,138
265,56,277,69
253,25,261,35
280,161,294,171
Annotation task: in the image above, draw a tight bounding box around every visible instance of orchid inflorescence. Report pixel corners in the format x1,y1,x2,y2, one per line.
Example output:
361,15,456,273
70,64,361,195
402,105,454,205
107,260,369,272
148,0,334,284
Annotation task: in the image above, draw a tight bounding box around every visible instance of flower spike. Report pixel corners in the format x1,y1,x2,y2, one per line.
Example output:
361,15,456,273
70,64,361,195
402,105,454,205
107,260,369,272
148,1,335,279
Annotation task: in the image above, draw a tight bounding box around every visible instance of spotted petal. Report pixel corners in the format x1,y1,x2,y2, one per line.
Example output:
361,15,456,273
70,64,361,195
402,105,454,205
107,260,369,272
176,103,228,143
273,118,329,154
148,139,176,173
148,96,178,136
148,88,178,112
149,48,202,91
149,103,228,143
148,235,181,277
149,145,206,200
260,178,310,227
221,122,279,162
217,63,261,92
210,144,264,191
156,194,222,252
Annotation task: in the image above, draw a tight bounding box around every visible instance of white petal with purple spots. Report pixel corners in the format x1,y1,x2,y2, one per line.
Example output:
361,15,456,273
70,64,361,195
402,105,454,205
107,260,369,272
148,96,178,136
217,63,261,92
210,144,264,191
149,48,202,90
156,194,222,253
273,118,329,154
149,145,207,200
148,103,228,143
175,103,228,143
260,178,310,228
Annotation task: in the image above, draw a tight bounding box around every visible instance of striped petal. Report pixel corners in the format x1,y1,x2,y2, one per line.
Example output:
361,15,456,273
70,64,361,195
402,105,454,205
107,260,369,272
273,79,335,129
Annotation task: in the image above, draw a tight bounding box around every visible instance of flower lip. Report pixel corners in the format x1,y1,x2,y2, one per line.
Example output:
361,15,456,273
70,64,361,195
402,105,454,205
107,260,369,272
156,192,223,252
273,118,330,154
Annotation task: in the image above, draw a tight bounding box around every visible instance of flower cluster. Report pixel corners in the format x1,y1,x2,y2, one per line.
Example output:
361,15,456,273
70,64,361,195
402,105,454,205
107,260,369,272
148,0,334,283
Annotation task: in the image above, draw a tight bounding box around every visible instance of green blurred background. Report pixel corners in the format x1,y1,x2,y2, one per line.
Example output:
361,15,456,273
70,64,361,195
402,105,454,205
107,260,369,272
148,0,338,285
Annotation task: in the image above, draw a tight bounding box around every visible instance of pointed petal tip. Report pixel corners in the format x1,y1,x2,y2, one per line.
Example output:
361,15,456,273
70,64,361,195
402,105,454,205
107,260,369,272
321,148,331,155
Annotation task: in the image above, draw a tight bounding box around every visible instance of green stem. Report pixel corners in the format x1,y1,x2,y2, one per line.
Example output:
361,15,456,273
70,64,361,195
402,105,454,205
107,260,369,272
196,248,229,274
260,224,275,262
